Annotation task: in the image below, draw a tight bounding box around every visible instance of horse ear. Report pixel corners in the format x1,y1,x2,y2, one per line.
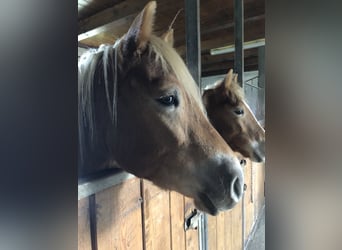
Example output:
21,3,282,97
124,1,156,53
161,29,174,47
224,69,234,89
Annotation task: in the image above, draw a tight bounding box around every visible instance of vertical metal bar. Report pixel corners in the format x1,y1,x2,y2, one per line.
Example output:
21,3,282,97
258,46,265,88
140,179,147,250
234,0,244,88
198,213,203,250
258,46,265,124
185,0,202,91
234,0,245,248
185,1,207,249
89,194,98,250
197,212,208,250
202,213,209,250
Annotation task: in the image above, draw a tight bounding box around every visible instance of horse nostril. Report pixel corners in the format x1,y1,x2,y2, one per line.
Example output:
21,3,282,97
240,159,246,166
231,176,243,202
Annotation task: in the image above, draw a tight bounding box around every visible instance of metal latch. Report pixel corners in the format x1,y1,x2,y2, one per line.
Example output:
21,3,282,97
184,209,201,231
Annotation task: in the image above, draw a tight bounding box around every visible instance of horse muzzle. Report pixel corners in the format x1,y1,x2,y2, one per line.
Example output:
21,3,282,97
194,155,244,215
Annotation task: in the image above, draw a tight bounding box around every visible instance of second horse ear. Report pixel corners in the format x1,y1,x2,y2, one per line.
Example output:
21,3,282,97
161,29,174,47
123,1,156,54
224,69,234,89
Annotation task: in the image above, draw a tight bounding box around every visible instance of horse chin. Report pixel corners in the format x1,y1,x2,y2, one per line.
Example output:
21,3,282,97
195,193,218,216
195,192,239,216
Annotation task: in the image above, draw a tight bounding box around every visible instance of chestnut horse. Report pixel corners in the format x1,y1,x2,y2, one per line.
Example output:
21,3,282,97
161,29,265,162
203,69,265,162
78,1,244,215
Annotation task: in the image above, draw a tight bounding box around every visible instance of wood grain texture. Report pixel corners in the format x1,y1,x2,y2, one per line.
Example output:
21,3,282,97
142,180,172,250
78,0,149,34
96,177,144,250
78,198,92,250
184,197,199,250
224,210,233,250
216,211,226,250
169,191,186,250
244,159,255,241
207,214,217,250
231,200,243,250
253,161,265,218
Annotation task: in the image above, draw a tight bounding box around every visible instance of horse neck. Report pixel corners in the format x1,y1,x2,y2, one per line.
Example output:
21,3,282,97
78,113,118,177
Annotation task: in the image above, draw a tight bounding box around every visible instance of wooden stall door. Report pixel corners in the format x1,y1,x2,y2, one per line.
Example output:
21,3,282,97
170,191,186,250
142,180,172,250
96,178,144,250
244,159,255,241
78,197,91,250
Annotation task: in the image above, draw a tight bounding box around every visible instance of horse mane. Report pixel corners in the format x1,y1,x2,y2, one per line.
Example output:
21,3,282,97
78,39,122,165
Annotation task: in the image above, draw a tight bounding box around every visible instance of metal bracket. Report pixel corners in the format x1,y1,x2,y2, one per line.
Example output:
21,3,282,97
184,209,201,231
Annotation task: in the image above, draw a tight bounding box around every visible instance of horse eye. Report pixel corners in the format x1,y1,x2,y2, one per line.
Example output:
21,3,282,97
156,95,178,107
234,108,244,115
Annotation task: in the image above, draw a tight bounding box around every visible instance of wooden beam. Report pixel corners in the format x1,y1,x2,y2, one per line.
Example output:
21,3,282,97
201,14,264,37
202,64,258,77
175,18,265,56
78,14,136,41
202,57,258,74
202,48,258,64
78,0,185,42
78,0,149,34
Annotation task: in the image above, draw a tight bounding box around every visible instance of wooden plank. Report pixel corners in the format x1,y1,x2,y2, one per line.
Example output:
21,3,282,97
170,191,186,250
244,159,255,241
78,0,150,34
175,19,265,56
231,200,243,250
78,14,136,41
184,197,199,250
78,0,185,41
96,177,144,250
142,180,172,250
201,14,264,37
202,64,259,77
202,57,258,73
253,162,265,218
172,13,265,49
207,214,217,250
216,212,225,250
78,0,124,21
78,198,91,250
224,210,233,250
